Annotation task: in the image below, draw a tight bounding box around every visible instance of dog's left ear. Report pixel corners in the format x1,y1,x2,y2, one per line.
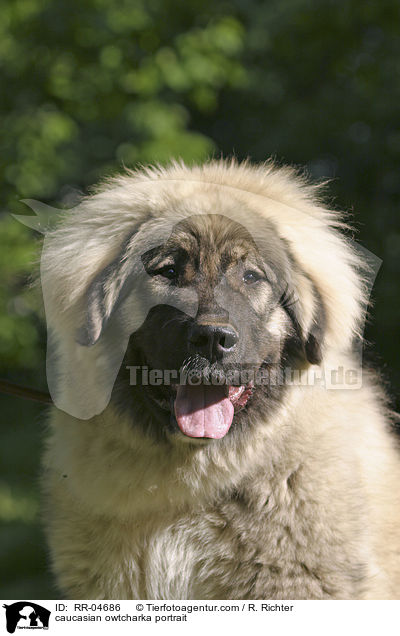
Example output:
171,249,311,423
303,284,326,364
283,277,326,366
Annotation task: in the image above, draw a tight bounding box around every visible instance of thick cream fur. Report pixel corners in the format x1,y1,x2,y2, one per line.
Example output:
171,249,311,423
42,160,400,599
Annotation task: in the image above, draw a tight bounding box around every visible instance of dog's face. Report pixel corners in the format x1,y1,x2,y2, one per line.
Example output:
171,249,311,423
107,213,324,443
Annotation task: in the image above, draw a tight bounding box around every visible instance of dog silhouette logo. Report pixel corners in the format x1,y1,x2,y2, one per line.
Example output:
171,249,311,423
3,602,50,633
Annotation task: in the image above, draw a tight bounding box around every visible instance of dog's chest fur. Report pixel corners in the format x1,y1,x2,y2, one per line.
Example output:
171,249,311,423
49,463,369,600
127,495,366,600
45,398,388,600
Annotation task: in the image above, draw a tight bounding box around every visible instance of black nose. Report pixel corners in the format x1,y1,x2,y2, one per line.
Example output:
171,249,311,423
188,323,238,359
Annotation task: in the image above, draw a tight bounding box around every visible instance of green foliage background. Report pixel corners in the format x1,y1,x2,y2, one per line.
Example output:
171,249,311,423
1,0,399,598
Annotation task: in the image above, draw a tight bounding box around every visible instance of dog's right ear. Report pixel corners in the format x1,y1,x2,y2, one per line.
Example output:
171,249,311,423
46,227,150,420
77,239,167,346
76,230,148,347
76,261,129,346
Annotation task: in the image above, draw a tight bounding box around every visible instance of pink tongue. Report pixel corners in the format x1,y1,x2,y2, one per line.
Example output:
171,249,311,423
174,384,234,439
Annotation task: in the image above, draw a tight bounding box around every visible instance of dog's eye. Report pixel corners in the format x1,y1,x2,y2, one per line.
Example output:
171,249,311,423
156,265,177,280
243,270,262,285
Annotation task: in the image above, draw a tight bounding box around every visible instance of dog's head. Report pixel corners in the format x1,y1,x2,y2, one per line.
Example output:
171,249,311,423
78,210,327,441
41,162,365,428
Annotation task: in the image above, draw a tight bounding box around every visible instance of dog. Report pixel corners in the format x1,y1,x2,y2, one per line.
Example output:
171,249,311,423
41,160,400,599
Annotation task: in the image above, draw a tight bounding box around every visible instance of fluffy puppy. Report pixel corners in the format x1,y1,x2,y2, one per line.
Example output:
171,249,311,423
41,160,400,599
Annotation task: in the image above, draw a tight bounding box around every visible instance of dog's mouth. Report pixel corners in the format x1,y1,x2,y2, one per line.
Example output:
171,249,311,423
172,382,253,439
148,379,254,440
137,355,257,440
